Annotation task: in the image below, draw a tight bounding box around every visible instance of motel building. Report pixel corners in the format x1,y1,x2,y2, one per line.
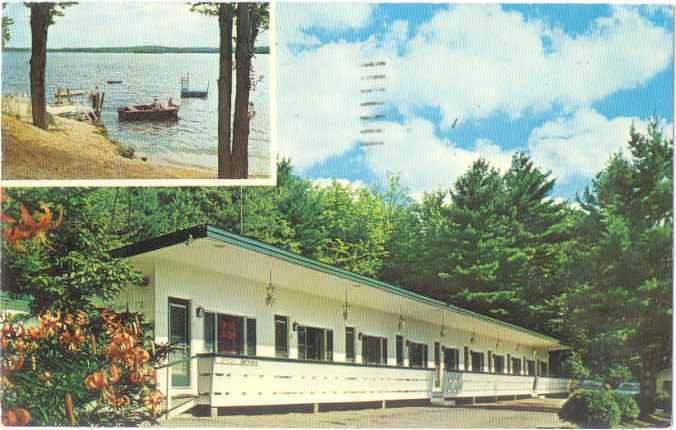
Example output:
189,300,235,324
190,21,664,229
111,225,572,417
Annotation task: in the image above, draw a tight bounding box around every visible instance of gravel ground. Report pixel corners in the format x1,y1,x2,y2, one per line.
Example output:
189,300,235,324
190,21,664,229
163,405,572,428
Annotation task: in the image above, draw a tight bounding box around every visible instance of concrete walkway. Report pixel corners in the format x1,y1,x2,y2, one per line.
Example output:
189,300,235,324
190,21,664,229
164,405,572,428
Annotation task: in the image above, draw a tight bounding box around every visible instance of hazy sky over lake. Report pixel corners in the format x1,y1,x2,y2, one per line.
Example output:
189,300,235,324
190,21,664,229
3,2,268,48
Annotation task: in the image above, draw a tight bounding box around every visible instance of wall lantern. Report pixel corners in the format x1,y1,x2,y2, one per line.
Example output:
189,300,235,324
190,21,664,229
292,322,298,332
265,270,276,307
397,307,406,331
342,290,350,321
496,340,501,350
470,333,476,344
195,307,204,318
439,312,446,337
358,332,363,341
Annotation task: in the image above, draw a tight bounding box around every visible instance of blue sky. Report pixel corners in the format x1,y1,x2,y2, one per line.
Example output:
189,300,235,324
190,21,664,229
3,2,267,48
276,3,674,201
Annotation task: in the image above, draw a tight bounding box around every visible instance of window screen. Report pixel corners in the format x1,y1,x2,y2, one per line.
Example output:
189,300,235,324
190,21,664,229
346,327,355,362
274,315,288,357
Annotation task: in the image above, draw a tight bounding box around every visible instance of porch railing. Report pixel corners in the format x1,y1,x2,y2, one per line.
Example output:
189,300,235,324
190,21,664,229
155,347,201,420
442,371,572,399
197,353,434,408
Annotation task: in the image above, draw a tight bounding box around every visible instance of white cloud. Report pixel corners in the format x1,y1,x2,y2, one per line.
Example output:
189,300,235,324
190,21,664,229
276,4,673,192
528,108,673,182
277,40,367,168
366,118,514,192
276,3,379,168
277,3,374,49
391,5,672,126
312,177,366,191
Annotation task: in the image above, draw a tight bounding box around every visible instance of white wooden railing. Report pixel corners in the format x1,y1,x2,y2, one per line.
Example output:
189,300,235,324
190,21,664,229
442,371,572,399
197,354,434,408
194,355,572,408
442,371,535,398
534,376,572,395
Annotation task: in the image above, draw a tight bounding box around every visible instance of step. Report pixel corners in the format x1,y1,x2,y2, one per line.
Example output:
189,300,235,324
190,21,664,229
162,394,198,420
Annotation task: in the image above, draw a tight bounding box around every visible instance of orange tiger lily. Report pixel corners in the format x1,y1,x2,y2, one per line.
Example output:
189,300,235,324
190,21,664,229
60,328,85,353
111,395,130,408
38,311,61,338
132,346,150,366
84,371,108,391
107,364,121,384
14,408,31,426
143,389,164,412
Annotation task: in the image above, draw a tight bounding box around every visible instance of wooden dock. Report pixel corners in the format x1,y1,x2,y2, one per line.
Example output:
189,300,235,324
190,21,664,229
47,103,100,122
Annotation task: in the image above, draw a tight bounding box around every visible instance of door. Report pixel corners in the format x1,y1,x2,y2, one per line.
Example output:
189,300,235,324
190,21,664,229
168,298,190,387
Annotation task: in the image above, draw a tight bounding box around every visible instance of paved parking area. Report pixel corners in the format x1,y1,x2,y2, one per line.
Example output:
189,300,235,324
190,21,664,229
165,405,572,428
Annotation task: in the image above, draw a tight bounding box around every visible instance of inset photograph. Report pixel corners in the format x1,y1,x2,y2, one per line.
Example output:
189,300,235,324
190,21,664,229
1,2,274,185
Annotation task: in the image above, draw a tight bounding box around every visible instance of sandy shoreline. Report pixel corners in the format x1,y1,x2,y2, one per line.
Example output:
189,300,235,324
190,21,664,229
1,98,218,181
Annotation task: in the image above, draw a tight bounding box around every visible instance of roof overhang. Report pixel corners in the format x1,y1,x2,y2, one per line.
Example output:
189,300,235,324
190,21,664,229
113,225,566,350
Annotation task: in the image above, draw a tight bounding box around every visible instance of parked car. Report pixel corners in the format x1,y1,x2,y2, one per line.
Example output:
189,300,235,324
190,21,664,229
577,380,604,391
616,382,640,398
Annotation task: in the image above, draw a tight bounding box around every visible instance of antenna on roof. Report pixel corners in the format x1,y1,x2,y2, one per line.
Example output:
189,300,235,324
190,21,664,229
359,60,387,148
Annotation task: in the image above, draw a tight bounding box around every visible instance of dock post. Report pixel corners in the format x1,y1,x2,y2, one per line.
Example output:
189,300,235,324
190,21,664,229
211,407,218,418
313,403,319,413
381,400,386,409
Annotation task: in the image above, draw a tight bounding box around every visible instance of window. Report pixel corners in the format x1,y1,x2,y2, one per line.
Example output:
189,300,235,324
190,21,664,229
345,327,355,362
275,315,288,358
488,351,492,372
362,335,388,365
494,355,505,374
217,314,244,354
444,347,460,371
204,312,216,353
539,361,548,376
471,351,484,372
408,341,428,368
464,347,469,371
298,325,333,361
526,359,535,376
396,335,404,366
246,318,256,356
511,357,522,375
203,312,256,356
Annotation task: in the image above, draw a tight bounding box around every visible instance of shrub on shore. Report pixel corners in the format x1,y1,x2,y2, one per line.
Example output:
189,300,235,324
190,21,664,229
610,391,640,421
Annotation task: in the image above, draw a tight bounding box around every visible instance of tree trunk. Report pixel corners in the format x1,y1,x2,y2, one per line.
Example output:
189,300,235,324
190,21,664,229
232,3,251,179
639,346,658,417
29,3,53,131
217,3,233,179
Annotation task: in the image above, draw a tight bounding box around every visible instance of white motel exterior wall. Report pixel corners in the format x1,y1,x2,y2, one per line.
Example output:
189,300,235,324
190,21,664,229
113,238,570,409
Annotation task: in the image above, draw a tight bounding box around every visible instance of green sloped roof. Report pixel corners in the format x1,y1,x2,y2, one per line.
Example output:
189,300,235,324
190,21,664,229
113,224,564,346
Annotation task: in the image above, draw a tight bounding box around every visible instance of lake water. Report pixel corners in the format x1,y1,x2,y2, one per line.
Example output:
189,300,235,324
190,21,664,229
2,51,271,177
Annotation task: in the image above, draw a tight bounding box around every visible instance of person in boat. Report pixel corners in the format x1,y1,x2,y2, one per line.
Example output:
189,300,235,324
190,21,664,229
153,97,162,110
